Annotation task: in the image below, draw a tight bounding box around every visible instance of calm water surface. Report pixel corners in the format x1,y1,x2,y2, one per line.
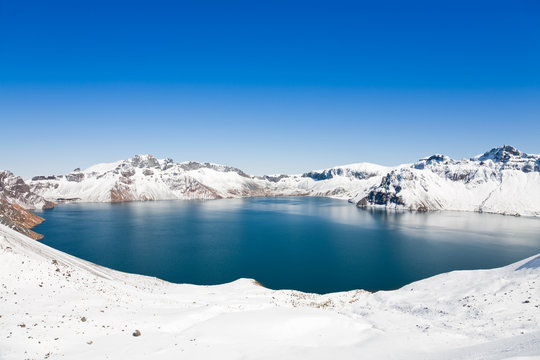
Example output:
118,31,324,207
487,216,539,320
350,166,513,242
35,197,540,293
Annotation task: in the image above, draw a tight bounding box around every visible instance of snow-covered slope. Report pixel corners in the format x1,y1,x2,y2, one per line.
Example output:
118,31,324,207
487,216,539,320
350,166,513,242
355,146,540,216
27,146,540,216
0,222,539,359
28,154,391,203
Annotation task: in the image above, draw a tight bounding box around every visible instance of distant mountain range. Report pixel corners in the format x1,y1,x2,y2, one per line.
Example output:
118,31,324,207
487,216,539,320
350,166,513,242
1,145,539,240
27,154,389,203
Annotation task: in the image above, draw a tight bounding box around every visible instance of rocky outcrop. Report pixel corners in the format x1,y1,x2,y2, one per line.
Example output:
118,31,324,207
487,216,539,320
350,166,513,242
477,145,526,163
110,182,137,203
65,172,85,182
356,170,410,208
0,170,54,210
0,170,54,240
0,199,45,240
302,168,379,181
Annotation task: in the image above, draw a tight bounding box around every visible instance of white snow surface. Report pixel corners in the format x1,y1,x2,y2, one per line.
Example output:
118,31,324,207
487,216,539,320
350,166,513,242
27,146,540,216
29,154,391,202
1,223,539,359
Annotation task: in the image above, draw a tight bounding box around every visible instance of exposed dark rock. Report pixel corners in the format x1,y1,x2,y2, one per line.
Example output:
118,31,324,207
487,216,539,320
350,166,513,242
444,169,477,182
357,170,407,208
0,171,31,197
130,154,160,168
161,158,174,170
179,161,250,177
257,174,289,182
425,154,447,162
110,182,136,202
31,175,58,181
0,200,45,240
414,154,453,170
357,197,370,207
1,170,54,210
302,168,377,181
357,191,405,207
66,173,85,182
55,197,81,202
522,164,533,173
476,145,523,163
0,215,43,240
121,168,136,178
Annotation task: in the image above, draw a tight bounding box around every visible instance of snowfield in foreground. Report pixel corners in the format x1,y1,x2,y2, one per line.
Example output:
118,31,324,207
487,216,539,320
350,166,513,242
0,224,539,359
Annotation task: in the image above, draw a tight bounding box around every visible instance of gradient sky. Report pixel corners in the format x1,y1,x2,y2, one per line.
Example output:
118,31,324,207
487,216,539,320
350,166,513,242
1,0,539,178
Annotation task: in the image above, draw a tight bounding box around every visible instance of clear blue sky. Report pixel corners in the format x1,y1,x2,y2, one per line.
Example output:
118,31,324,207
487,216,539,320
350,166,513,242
1,0,539,178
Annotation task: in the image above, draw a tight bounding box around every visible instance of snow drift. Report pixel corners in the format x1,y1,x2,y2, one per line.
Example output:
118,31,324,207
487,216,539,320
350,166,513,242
0,222,539,359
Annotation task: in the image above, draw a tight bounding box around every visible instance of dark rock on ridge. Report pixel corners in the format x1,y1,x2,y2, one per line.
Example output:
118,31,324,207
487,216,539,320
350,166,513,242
302,168,378,181
66,173,85,182
476,145,524,162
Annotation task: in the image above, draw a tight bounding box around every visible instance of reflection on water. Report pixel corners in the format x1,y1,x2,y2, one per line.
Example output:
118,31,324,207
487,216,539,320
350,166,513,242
365,208,540,246
35,197,540,294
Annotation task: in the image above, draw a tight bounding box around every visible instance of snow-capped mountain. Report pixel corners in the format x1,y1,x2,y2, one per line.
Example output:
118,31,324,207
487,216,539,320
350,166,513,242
28,154,390,203
356,145,540,216
27,146,540,216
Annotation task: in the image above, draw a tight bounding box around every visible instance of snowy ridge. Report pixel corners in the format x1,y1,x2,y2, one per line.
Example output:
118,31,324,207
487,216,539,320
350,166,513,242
0,223,539,359
355,146,540,216
28,154,391,203
27,146,540,216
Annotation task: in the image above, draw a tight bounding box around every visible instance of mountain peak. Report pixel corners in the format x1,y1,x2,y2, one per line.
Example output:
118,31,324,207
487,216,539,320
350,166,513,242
128,154,161,169
475,145,524,162
413,154,453,170
421,154,452,163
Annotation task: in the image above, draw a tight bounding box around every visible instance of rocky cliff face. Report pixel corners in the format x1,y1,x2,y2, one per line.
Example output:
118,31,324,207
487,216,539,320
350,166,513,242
0,171,54,240
0,200,45,240
26,146,540,216
0,171,54,210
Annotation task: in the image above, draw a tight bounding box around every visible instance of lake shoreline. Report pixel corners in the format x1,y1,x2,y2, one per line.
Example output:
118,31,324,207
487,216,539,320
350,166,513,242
33,197,540,294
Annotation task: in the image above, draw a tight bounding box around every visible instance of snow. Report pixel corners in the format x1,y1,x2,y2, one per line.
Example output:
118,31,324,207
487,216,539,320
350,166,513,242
29,155,392,203
27,146,540,216
1,223,539,359
83,160,123,174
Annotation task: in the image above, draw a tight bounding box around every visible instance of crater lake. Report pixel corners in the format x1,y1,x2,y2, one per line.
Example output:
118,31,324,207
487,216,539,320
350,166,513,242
35,197,540,294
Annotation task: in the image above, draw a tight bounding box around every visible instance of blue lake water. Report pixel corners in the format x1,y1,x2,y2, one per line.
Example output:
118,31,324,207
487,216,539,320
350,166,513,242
35,197,540,294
